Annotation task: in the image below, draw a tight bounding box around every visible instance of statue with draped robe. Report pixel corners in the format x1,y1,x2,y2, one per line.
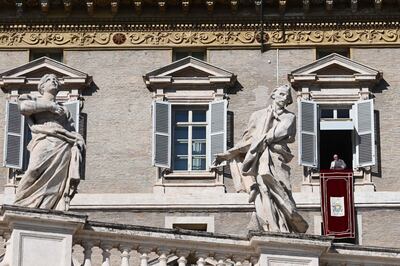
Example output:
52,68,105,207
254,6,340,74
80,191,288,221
214,84,308,233
14,74,85,211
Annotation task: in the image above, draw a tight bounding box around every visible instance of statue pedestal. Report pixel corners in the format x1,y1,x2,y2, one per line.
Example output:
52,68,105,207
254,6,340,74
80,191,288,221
250,232,332,266
0,205,87,266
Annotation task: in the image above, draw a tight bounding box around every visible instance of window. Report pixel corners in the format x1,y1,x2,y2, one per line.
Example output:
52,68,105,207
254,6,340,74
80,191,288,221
173,49,206,61
299,99,375,170
30,49,63,62
173,107,208,171
320,108,350,119
316,47,350,59
0,58,90,172
144,56,236,179
152,101,227,172
165,216,214,233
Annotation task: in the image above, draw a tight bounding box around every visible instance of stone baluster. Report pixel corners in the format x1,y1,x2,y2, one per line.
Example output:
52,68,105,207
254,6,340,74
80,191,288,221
101,243,113,266
176,250,190,266
214,254,226,266
82,241,93,266
138,247,153,266
157,248,170,266
119,245,131,266
195,252,209,266
231,255,246,266
177,256,187,266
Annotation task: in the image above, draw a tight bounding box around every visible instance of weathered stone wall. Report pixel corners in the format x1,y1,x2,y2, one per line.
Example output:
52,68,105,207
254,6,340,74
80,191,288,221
360,208,400,248
352,48,400,191
64,49,171,193
81,209,253,236
209,48,315,192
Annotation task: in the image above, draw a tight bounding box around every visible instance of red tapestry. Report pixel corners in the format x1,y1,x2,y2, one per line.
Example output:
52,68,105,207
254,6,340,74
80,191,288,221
320,170,355,238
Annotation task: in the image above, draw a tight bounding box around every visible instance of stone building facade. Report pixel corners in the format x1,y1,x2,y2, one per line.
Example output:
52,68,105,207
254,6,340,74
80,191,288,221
0,0,400,265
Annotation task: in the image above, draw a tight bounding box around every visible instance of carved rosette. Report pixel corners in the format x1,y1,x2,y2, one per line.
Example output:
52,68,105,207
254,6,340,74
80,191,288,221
0,28,399,48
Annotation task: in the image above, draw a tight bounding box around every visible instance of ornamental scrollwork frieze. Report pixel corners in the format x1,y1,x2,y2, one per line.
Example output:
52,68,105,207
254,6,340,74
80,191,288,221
0,29,399,48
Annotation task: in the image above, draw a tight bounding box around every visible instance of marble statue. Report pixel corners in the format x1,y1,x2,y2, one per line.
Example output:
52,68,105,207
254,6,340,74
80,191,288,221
14,74,85,211
214,84,308,233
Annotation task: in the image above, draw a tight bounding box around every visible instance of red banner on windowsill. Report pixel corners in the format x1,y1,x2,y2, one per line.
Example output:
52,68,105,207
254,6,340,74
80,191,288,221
320,170,355,238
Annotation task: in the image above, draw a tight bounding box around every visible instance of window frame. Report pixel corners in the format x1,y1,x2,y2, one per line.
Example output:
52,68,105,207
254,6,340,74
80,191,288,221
172,48,207,61
172,105,209,172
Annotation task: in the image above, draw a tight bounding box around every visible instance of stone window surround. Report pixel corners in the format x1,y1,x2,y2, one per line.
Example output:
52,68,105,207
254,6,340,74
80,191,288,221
144,57,236,186
0,57,91,201
165,216,215,233
289,53,382,193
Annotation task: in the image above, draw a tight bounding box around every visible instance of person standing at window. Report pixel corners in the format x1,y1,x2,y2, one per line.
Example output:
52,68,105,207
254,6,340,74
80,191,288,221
330,154,347,170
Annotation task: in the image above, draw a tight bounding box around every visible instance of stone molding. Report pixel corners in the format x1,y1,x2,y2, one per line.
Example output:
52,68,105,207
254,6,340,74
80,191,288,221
41,191,400,210
1,26,400,48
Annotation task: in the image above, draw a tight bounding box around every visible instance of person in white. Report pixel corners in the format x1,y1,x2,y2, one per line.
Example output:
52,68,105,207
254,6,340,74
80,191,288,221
330,154,346,170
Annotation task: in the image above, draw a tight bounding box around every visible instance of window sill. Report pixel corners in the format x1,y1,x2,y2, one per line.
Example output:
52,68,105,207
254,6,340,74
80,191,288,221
311,169,364,179
164,171,215,179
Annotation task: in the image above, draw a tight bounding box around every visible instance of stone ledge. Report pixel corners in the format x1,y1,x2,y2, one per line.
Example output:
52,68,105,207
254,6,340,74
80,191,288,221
65,191,400,210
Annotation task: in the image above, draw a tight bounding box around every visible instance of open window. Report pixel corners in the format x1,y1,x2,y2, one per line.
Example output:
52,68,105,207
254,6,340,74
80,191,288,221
290,53,382,190
299,99,375,170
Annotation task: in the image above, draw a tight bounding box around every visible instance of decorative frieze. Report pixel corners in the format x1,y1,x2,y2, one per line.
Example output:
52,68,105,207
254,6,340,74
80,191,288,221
0,27,399,48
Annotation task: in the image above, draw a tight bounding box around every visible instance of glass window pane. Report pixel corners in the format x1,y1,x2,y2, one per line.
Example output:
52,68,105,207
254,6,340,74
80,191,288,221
192,141,206,155
174,157,188,170
174,127,188,139
191,52,205,60
321,109,334,118
337,109,350,118
192,157,206,170
175,110,188,122
192,127,206,139
174,141,188,155
174,52,189,61
192,110,207,122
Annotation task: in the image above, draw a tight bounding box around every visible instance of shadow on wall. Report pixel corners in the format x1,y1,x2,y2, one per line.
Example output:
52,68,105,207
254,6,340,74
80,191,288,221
227,80,244,95
78,81,99,180
82,81,100,96
370,78,389,178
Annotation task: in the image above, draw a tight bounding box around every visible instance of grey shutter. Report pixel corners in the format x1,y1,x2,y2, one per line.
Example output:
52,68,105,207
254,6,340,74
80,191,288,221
299,100,319,167
63,101,80,132
152,101,171,168
3,101,25,169
354,99,375,167
22,122,32,171
208,100,227,167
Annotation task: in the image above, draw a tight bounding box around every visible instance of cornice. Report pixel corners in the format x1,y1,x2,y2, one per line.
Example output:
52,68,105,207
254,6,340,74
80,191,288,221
1,22,400,48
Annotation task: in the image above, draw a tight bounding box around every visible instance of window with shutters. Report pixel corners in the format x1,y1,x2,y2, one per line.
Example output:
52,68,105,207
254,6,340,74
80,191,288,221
152,100,227,174
289,53,382,191
144,56,235,183
0,57,91,195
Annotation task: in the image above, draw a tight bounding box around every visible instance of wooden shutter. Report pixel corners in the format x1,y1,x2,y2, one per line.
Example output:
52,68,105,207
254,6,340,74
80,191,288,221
152,101,171,168
354,99,375,167
299,100,319,167
63,100,80,132
208,100,227,167
3,101,25,169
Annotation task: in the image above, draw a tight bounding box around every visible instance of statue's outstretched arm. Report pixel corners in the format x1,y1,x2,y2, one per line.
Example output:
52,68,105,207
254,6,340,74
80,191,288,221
19,96,61,116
